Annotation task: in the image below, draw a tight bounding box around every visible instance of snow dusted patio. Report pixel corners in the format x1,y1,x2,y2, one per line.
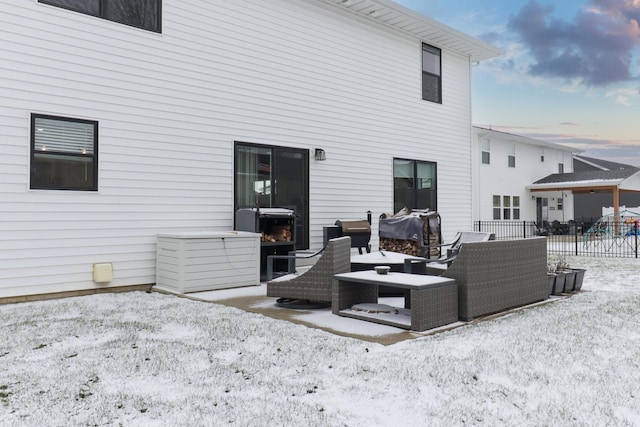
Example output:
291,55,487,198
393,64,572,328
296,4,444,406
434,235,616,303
1,256,640,425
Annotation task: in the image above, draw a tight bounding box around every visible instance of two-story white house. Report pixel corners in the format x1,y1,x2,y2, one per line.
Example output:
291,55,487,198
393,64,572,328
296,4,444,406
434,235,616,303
0,0,500,299
471,126,579,225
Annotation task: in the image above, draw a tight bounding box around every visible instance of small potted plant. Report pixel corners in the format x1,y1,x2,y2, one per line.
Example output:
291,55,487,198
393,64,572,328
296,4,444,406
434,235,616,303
546,262,557,296
571,267,586,291
548,254,576,294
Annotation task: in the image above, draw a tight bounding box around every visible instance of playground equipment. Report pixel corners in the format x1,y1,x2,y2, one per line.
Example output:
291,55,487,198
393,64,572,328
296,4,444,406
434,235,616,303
583,209,640,252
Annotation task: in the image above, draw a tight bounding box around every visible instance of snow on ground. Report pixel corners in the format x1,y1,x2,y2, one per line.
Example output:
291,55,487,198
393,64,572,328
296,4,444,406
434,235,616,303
1,256,640,426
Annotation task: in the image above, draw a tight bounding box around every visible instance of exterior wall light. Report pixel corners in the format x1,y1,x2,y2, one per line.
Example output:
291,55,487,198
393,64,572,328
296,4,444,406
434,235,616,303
314,148,326,161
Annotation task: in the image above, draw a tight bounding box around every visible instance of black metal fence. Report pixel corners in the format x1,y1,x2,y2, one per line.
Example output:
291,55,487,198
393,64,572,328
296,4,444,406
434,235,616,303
474,220,640,258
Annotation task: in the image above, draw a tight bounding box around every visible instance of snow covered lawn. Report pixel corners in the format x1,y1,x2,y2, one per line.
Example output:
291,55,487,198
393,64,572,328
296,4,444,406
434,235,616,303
1,256,639,426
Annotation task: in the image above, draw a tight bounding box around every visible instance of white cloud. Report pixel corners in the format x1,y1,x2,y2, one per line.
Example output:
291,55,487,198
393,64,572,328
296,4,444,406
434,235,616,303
616,95,631,105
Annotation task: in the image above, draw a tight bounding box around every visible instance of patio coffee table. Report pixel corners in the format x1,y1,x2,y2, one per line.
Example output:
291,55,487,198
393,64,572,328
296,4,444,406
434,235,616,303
351,251,427,296
332,271,457,332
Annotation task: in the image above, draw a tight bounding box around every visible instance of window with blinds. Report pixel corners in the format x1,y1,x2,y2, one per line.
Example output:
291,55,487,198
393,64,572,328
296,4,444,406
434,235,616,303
422,43,442,103
30,114,98,191
38,0,161,33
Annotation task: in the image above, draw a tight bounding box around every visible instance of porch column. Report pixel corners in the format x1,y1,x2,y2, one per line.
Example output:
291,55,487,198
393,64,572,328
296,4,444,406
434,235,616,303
613,186,620,234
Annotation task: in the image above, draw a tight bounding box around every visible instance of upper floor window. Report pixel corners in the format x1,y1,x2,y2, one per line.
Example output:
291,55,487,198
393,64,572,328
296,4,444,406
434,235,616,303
422,43,442,104
481,139,490,164
508,144,516,168
558,152,565,173
39,0,161,33
540,148,545,162
393,158,437,213
30,114,98,191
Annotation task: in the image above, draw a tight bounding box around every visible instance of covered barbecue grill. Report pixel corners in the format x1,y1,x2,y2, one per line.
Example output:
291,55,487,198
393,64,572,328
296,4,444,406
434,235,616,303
334,219,371,254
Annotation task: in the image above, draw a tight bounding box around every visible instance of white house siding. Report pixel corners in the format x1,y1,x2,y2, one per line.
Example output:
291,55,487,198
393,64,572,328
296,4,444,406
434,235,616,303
0,0,482,298
471,128,576,223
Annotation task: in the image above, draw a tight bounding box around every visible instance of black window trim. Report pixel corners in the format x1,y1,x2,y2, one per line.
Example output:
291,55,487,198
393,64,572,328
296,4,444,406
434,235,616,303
30,113,99,191
393,157,438,212
38,0,162,33
421,42,442,104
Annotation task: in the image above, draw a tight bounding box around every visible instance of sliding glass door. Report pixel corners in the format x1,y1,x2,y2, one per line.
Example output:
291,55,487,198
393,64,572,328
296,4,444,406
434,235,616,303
235,142,309,249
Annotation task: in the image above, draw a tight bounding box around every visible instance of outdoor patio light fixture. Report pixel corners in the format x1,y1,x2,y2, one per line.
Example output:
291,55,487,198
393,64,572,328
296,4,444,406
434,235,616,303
314,148,326,161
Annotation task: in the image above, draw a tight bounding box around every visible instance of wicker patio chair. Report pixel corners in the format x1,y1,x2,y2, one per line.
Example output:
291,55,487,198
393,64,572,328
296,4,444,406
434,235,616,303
421,231,494,266
266,236,351,307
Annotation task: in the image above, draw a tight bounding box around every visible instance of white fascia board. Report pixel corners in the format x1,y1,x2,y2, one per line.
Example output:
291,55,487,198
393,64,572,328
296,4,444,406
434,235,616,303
317,0,503,61
526,179,623,191
472,126,581,154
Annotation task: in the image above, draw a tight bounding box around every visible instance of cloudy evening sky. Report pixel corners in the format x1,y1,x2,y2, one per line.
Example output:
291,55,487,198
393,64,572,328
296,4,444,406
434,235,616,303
395,0,640,166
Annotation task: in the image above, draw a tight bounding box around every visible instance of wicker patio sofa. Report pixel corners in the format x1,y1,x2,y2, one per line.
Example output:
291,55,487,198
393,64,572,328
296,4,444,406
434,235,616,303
406,237,548,321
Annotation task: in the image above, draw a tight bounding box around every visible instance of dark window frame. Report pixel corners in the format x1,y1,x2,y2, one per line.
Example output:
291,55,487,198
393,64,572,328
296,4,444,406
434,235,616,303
393,158,438,213
481,139,490,165
38,0,162,33
508,144,516,168
30,113,98,191
421,43,442,104
234,141,310,250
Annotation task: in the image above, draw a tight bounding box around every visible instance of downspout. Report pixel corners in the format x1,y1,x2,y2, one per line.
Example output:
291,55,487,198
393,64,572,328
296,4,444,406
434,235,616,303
469,58,479,227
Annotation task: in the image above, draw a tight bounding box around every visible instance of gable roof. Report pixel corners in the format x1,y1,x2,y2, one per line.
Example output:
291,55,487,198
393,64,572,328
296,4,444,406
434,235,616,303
573,155,638,172
472,126,581,153
319,0,503,62
527,169,640,193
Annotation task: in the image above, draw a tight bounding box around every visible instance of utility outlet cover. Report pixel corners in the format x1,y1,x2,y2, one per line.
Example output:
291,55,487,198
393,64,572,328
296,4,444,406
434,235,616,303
93,263,113,283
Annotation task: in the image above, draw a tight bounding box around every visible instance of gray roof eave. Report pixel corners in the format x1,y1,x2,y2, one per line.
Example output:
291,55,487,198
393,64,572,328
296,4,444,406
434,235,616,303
318,0,503,62
527,170,640,192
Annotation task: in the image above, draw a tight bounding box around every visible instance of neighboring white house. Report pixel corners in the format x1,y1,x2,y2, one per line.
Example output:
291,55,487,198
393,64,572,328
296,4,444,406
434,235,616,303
471,126,580,224
0,0,500,299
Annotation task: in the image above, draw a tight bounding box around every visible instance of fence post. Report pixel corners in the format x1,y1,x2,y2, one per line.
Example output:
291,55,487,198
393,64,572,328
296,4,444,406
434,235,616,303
575,227,578,256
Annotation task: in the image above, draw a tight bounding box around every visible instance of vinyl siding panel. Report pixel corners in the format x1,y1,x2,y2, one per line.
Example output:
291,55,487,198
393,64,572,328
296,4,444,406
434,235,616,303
0,0,477,297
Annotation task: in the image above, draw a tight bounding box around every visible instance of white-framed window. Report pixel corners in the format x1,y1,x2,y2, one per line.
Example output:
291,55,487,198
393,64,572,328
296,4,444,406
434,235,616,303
508,144,516,168
558,152,565,173
492,195,501,220
540,148,545,162
513,196,520,219
422,43,441,104
30,113,98,191
503,195,511,219
558,197,564,211
493,194,520,220
481,139,490,164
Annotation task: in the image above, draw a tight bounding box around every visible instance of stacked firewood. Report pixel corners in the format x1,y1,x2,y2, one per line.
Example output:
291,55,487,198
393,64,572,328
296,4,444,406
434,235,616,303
378,210,441,257
379,238,421,256
261,225,292,243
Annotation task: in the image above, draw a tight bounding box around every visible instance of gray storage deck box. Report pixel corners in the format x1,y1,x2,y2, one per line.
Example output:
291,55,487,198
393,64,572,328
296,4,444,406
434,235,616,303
156,231,260,293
